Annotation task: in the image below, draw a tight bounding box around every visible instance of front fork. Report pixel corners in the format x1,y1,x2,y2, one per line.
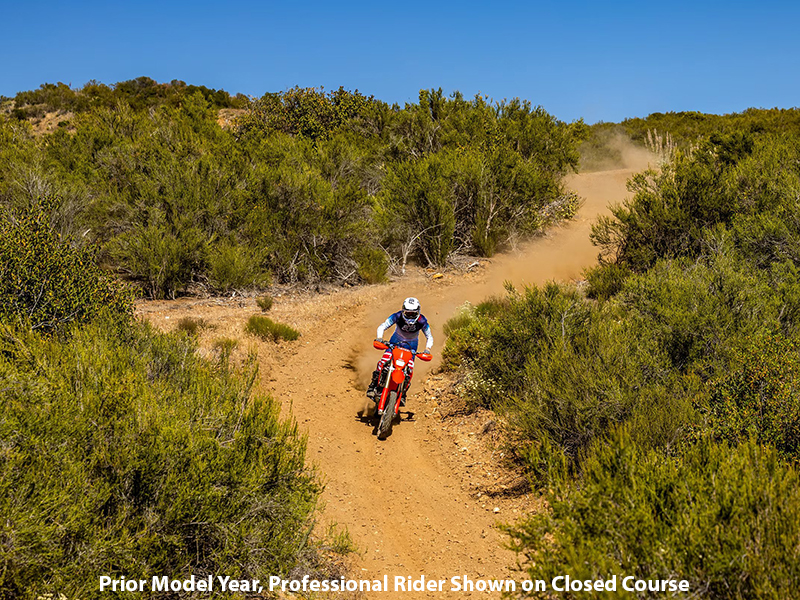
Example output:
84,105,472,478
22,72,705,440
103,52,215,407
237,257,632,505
377,362,392,414
377,362,408,415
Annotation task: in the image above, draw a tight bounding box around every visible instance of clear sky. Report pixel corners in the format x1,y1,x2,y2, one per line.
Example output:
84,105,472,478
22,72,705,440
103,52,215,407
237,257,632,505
1,0,798,124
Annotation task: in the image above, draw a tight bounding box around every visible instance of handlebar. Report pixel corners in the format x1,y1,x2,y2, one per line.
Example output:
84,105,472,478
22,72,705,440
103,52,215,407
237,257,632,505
373,339,433,361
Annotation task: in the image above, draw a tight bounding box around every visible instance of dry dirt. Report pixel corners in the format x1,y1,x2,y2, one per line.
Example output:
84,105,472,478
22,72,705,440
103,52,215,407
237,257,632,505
137,150,654,598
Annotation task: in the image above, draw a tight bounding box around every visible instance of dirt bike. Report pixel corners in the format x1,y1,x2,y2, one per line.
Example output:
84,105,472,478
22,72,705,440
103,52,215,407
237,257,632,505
372,340,432,439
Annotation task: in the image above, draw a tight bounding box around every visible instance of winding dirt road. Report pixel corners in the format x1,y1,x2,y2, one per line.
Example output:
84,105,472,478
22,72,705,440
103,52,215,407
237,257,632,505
139,155,651,598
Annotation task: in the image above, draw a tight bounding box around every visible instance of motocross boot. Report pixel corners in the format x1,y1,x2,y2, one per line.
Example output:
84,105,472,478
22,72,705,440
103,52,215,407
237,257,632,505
366,370,380,401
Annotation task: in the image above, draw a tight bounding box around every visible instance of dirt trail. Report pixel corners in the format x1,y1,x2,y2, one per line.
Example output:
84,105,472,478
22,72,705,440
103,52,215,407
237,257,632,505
267,157,653,597
138,153,652,598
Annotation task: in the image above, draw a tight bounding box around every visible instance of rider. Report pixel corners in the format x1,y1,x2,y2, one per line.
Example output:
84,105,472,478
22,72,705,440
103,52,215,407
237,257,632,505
367,297,433,405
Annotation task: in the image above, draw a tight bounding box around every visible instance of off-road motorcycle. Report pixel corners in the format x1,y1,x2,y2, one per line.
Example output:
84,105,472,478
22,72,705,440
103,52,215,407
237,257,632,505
372,340,431,439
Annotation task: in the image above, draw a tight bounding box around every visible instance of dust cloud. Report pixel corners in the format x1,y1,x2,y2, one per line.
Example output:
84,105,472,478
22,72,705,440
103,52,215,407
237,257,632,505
580,129,657,173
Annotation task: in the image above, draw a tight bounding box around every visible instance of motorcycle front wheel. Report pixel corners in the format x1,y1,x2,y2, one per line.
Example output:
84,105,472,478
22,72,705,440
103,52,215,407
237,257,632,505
377,390,397,440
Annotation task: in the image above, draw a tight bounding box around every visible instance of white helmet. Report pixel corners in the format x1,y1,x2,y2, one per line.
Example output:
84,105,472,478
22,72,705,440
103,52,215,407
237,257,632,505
402,297,421,325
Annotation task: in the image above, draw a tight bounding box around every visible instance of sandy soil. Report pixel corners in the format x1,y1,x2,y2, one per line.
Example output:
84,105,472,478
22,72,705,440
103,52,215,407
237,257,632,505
137,151,653,598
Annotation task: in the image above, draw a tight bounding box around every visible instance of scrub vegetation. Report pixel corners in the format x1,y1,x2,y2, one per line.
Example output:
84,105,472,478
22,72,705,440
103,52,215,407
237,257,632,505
1,78,585,299
0,85,325,595
444,122,800,598
0,194,336,599
581,107,800,169
0,76,585,597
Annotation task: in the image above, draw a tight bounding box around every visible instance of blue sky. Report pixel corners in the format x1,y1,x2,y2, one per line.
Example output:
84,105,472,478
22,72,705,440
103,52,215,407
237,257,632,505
1,0,798,123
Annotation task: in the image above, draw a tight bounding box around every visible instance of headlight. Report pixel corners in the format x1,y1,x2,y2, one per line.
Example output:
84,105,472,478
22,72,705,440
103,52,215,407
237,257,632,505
394,359,406,368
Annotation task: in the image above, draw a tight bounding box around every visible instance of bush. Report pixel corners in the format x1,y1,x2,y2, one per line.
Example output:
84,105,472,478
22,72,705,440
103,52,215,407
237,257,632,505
0,197,132,332
379,153,457,267
354,246,388,284
5,82,583,295
245,315,301,342
583,262,631,300
442,274,774,479
256,295,274,312
174,316,213,335
690,334,800,461
620,253,779,372
442,303,476,338
445,246,791,476
619,108,800,150
208,243,271,293
236,86,377,141
109,224,206,300
590,134,800,274
506,432,800,599
0,319,319,599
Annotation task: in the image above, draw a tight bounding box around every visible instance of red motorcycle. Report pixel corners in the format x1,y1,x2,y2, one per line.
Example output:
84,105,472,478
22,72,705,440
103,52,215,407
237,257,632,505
372,340,432,439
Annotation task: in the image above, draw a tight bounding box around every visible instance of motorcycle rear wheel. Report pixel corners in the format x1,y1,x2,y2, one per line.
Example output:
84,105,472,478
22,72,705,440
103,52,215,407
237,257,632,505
377,391,397,439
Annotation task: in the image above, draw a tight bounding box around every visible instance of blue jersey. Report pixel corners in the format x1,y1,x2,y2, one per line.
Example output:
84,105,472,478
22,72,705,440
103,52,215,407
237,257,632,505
377,311,433,352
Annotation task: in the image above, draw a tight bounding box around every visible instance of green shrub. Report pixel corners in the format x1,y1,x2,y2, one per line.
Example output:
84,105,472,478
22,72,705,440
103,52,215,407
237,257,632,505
7,81,583,294
506,432,800,599
442,303,475,338
236,86,376,141
208,243,271,293
445,246,790,477
441,298,509,360
212,337,240,373
354,246,388,284
243,164,374,284
245,315,301,342
174,316,213,335
591,133,800,273
619,107,800,150
109,224,206,299
256,295,274,312
620,254,779,372
442,279,735,478
213,336,239,354
690,334,800,461
583,262,631,300
0,197,132,332
379,154,456,267
0,319,319,599
213,337,239,353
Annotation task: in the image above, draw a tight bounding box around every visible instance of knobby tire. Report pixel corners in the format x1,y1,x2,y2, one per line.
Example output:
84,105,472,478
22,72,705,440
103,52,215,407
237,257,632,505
378,391,397,439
